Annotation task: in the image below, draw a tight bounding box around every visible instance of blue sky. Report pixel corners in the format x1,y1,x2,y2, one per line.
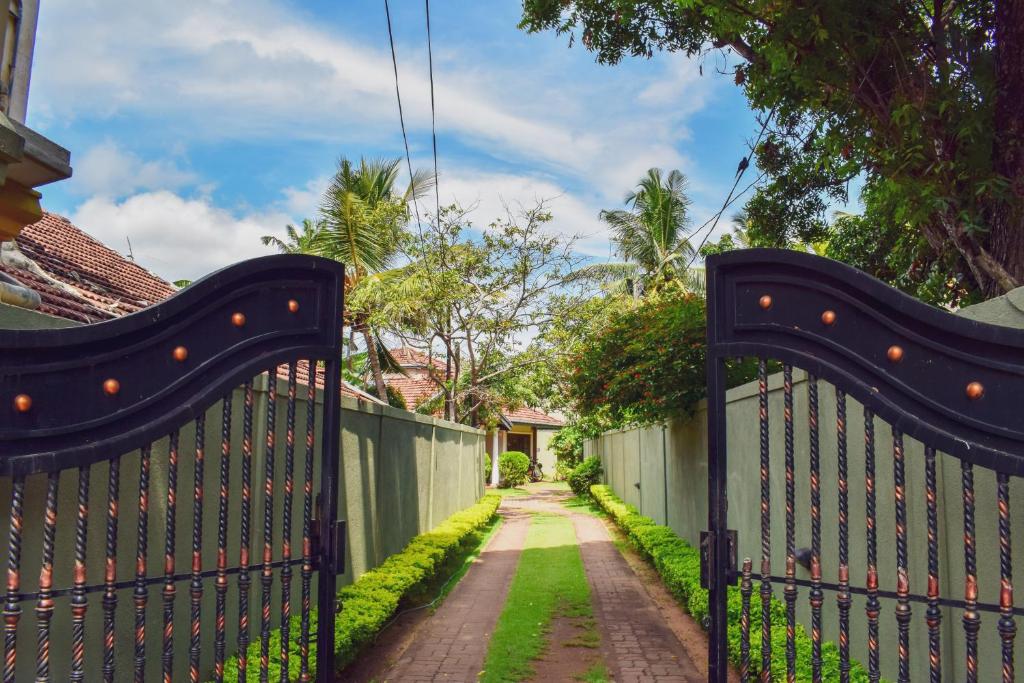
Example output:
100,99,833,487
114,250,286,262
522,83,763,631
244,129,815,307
28,0,764,281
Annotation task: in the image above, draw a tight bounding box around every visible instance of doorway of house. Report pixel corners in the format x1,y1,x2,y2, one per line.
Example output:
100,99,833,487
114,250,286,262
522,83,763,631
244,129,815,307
507,432,531,456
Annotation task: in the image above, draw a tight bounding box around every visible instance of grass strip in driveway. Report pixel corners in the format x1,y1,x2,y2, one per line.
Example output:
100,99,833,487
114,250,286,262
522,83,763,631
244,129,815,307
480,512,594,682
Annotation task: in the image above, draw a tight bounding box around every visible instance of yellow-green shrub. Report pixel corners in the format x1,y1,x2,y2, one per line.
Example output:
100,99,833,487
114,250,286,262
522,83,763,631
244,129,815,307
218,492,501,681
590,485,875,682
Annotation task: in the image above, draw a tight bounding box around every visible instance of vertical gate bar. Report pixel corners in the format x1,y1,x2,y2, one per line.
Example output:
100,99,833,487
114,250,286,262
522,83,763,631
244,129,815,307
34,471,59,683
102,456,121,683
925,447,941,682
740,558,752,682
238,379,255,679
997,472,1015,682
758,359,772,682
783,365,796,683
214,395,232,681
280,362,298,681
807,374,822,683
962,460,980,683
189,414,206,682
70,466,90,682
162,432,179,683
260,366,278,681
836,389,850,683
317,354,343,683
134,445,152,683
705,268,728,683
864,408,880,682
300,363,317,682
2,475,25,683
893,429,911,682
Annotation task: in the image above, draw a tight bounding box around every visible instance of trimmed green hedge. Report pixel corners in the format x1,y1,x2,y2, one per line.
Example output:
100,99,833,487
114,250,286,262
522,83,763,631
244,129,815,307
591,485,874,682
218,492,502,681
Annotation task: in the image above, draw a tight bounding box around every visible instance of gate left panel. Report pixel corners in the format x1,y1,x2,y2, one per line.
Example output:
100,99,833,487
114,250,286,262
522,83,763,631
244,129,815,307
0,255,344,682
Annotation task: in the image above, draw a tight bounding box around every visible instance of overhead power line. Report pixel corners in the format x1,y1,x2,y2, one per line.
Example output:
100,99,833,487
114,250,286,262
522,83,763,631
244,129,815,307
425,0,441,223
383,0,424,236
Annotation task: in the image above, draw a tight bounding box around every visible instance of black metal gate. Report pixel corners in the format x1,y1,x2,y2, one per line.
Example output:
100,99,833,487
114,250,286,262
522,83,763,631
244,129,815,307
704,249,1024,682
0,255,345,682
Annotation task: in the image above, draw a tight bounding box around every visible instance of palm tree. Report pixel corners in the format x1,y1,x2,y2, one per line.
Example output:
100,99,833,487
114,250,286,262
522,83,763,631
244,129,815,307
591,168,702,294
261,218,323,254
314,156,435,402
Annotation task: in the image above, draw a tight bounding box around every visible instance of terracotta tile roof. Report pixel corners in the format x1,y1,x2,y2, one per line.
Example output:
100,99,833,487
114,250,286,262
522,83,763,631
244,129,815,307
504,405,565,427
384,373,441,409
2,211,380,403
12,212,177,321
389,346,446,370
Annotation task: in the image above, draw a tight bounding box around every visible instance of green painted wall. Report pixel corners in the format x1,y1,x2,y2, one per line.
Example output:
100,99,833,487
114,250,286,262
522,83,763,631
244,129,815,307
1,308,484,680
586,292,1024,682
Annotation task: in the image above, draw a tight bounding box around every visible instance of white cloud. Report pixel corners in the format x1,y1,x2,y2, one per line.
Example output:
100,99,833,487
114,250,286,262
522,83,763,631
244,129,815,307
280,176,330,219
32,0,719,196
71,141,197,198
71,191,291,281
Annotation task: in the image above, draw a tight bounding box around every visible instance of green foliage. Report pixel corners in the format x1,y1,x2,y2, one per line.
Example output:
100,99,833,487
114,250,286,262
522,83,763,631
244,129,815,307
549,425,585,468
499,451,531,488
217,493,501,681
568,456,603,497
590,486,875,682
519,0,1024,298
483,451,492,484
569,283,757,426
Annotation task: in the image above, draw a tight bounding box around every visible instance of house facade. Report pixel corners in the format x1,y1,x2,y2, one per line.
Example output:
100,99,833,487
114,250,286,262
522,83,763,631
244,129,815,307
383,346,564,477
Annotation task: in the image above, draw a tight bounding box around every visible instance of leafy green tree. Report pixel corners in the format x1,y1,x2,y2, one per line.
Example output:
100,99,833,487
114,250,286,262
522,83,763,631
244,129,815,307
594,167,703,294
314,156,434,401
521,0,1024,299
260,218,323,254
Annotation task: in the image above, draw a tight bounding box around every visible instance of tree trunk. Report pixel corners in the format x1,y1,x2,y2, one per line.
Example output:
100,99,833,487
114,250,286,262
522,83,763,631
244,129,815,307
361,326,389,403
987,0,1024,294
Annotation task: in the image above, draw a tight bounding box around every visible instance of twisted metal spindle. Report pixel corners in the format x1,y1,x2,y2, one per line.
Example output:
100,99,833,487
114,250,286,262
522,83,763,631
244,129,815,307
70,467,91,682
758,359,771,681
783,365,796,683
280,363,297,681
103,456,121,683
864,408,880,683
3,476,25,683
214,394,233,681
740,557,752,682
997,472,1015,683
162,432,179,683
836,389,850,683
134,445,152,683
35,471,59,682
190,414,206,682
924,447,941,682
893,429,911,683
962,460,980,683
300,363,317,681
808,375,823,683
261,367,278,682
238,379,255,680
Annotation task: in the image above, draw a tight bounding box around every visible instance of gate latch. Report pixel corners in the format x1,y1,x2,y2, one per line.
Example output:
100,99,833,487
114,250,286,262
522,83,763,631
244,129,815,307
699,529,738,589
329,520,347,575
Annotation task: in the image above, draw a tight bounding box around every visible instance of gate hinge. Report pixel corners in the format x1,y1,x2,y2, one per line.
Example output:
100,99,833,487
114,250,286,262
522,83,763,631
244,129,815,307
700,529,738,589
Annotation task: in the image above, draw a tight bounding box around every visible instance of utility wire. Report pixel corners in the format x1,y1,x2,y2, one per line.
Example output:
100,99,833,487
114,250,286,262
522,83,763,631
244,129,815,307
384,0,424,236
686,107,776,267
425,0,441,224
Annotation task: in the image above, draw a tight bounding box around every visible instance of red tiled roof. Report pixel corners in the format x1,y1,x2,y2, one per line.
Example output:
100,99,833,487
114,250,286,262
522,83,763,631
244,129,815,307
504,405,565,427
389,346,446,370
3,212,380,403
12,212,177,321
384,374,441,409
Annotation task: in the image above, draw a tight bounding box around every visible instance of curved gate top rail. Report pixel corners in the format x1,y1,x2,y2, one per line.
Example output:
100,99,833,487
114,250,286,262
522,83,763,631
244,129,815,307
0,254,345,476
706,247,1024,475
